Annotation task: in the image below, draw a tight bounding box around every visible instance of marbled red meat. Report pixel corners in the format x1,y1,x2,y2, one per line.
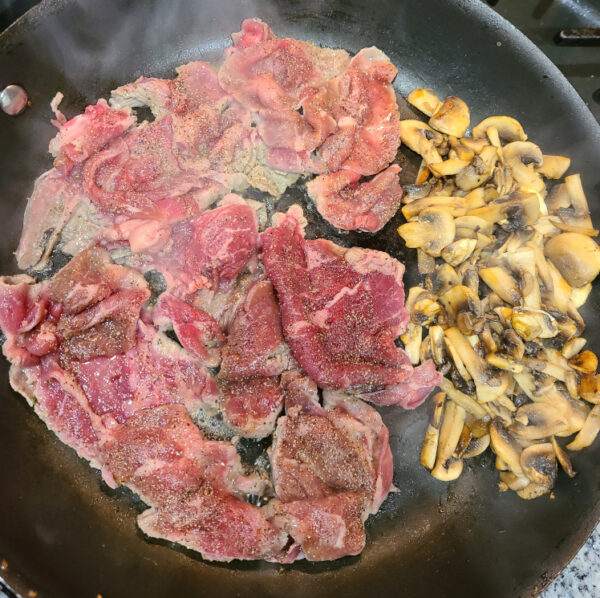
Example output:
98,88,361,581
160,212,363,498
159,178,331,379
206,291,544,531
261,207,439,407
306,165,403,232
49,99,136,175
218,31,349,111
219,279,289,380
153,293,225,367
220,376,284,439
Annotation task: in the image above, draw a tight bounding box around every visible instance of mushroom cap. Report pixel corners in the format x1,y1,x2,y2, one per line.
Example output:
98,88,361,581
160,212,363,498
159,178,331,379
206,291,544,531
397,207,455,257
472,116,527,142
429,96,470,138
520,443,557,487
544,232,600,287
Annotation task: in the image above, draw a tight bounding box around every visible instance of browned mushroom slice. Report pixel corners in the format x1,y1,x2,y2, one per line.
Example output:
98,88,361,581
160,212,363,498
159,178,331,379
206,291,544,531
421,391,446,470
469,194,540,229
472,116,527,142
402,195,468,220
502,141,545,193
441,238,477,267
569,350,598,374
571,283,593,308
519,443,557,487
550,436,576,478
417,249,436,274
578,373,600,405
400,120,444,165
498,471,531,492
562,337,587,360
516,483,551,500
462,433,490,458
401,323,422,365
428,263,460,295
511,307,558,341
566,405,600,451
398,207,455,257
478,266,521,305
562,174,593,229
509,403,569,440
429,96,470,138
407,88,442,117
445,327,510,403
489,418,525,476
544,232,600,288
486,353,523,373
537,155,571,179
455,146,499,191
431,400,466,481
440,378,488,419
440,284,480,325
506,248,541,309
428,325,446,366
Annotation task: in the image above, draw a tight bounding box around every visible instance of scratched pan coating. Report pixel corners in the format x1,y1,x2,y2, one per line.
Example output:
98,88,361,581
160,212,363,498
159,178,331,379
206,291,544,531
0,1,599,597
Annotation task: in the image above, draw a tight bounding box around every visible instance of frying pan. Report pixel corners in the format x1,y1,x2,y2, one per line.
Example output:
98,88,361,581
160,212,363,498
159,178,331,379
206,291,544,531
1,1,599,597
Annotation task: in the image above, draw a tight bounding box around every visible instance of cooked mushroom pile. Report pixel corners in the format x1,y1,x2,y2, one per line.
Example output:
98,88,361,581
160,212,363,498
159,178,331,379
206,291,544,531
398,89,600,499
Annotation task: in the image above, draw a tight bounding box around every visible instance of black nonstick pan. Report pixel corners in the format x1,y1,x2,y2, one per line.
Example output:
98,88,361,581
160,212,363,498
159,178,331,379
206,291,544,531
1,1,599,597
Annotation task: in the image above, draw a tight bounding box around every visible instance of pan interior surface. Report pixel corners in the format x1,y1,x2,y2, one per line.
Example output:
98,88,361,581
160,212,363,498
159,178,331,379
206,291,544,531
0,1,599,597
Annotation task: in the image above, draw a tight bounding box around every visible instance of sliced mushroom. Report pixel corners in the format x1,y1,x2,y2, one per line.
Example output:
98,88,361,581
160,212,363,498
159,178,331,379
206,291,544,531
546,261,573,313
499,471,531,492
441,238,477,267
516,483,551,500
511,308,558,341
509,403,569,440
428,325,446,366
486,353,523,373
428,263,460,295
569,350,598,374
462,433,490,458
400,120,444,165
440,378,488,419
502,141,545,193
429,96,470,137
431,400,466,481
407,88,442,117
489,418,524,475
402,195,468,219
455,145,498,191
398,207,455,257
571,283,592,309
469,194,540,230
401,323,422,365
429,158,471,177
562,337,587,360
537,155,571,179
415,160,431,185
460,136,490,154
454,215,494,237
445,327,510,403
421,391,446,470
478,266,521,305
544,232,600,287
417,248,436,274
562,174,593,229
520,443,557,487
550,436,576,478
439,285,480,324
566,404,600,451
472,116,527,142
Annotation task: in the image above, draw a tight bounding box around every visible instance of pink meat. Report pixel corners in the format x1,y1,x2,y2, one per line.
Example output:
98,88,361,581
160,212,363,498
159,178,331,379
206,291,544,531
49,99,135,175
219,279,289,380
157,196,258,293
269,376,393,559
306,165,403,232
260,207,438,404
269,492,366,561
220,377,284,439
102,403,292,562
219,36,349,111
153,294,225,367
229,18,276,52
